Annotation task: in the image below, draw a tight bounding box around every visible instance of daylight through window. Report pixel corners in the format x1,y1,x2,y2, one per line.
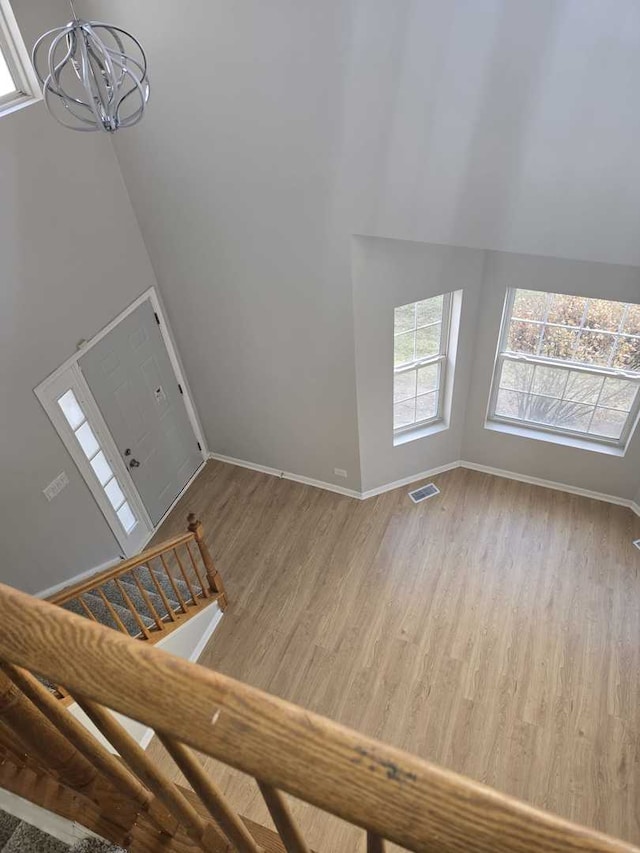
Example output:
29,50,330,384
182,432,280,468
488,289,640,446
393,293,452,433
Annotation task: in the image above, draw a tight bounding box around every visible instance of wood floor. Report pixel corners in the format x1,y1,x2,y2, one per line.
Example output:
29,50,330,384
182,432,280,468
148,460,640,850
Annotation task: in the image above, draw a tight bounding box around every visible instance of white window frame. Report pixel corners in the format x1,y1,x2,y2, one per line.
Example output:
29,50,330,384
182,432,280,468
393,291,453,437
487,288,640,450
0,0,41,117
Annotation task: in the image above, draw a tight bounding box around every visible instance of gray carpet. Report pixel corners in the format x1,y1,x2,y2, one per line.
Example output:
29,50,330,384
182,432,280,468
0,812,125,853
61,564,197,638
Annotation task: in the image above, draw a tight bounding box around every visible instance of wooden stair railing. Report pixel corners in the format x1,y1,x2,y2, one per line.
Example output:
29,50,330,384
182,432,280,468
47,514,227,652
0,583,638,853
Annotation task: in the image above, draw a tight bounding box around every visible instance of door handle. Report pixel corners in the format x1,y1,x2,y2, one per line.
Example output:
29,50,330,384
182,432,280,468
129,458,140,468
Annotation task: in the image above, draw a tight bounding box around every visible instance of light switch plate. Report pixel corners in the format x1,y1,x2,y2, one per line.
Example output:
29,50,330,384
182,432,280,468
43,471,69,501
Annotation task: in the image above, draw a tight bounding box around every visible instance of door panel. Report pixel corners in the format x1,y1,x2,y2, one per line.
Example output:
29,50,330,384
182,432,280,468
79,301,202,525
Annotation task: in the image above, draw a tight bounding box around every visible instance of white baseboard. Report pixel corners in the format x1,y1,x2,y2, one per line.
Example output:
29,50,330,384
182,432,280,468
360,461,461,499
209,452,637,513
0,789,100,845
208,452,361,499
459,460,634,509
36,555,123,600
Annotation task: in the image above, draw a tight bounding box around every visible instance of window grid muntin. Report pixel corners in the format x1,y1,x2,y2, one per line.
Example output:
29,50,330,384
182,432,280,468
488,289,640,448
57,389,137,533
393,293,452,434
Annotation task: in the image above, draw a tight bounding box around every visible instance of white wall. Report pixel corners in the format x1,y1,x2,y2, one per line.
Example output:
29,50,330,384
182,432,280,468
0,1,161,593
92,0,640,504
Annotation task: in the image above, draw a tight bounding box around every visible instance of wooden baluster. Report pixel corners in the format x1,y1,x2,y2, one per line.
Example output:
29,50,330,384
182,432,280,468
187,514,227,609
256,781,311,853
158,734,260,853
73,696,220,852
173,548,199,606
96,588,130,635
113,578,152,640
141,562,178,622
129,570,165,632
185,541,210,598
367,832,386,853
159,555,188,613
77,594,99,622
0,669,97,794
2,664,177,836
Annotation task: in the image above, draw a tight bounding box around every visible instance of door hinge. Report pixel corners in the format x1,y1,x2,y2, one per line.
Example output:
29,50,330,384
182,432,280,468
197,441,202,451
154,312,160,325
178,383,183,395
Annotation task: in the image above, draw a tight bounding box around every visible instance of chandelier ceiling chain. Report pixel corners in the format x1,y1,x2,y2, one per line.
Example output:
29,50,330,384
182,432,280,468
32,1,150,133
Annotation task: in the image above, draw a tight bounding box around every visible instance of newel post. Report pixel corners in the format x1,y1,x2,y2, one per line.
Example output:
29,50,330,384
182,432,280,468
187,514,227,610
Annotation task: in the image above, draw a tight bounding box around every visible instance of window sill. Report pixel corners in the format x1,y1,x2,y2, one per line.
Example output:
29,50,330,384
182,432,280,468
483,419,626,457
393,419,448,447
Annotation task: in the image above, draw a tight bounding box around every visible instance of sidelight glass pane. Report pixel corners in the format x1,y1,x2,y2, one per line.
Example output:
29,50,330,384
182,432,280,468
75,421,100,459
58,389,86,430
117,502,137,533
104,477,125,510
90,451,113,486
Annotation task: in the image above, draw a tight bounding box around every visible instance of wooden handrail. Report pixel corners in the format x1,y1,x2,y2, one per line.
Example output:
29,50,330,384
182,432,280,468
48,531,196,606
0,582,637,853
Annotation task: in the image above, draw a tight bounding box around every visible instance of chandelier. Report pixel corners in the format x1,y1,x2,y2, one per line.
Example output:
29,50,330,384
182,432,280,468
32,2,149,133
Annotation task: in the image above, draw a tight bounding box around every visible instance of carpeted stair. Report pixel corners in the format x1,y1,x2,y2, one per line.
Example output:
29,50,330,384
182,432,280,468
0,811,125,853
61,565,199,638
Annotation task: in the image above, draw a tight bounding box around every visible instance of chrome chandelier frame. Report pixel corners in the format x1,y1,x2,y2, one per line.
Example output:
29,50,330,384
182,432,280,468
32,1,149,133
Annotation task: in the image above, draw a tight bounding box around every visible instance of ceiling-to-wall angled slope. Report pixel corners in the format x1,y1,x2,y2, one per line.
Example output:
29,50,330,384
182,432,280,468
95,0,640,497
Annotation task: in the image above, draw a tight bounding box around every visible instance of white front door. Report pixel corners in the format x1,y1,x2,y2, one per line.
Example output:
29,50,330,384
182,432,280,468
79,300,202,525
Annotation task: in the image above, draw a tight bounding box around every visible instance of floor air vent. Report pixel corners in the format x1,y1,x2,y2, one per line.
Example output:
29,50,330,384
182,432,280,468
408,483,440,504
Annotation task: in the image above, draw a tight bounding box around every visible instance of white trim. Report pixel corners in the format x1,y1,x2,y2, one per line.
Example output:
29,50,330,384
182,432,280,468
38,287,208,459
0,789,100,846
360,461,460,499
458,460,633,508
0,0,41,119
208,453,639,513
34,287,208,555
208,453,361,499
35,365,153,555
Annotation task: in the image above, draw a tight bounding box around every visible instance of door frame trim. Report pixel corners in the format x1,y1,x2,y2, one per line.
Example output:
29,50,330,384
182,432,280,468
34,287,208,555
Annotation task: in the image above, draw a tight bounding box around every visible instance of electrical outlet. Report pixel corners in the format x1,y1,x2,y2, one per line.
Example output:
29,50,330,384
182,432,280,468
43,471,69,501
334,468,348,478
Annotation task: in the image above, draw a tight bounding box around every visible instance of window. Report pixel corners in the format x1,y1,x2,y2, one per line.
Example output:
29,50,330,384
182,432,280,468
393,292,452,433
488,289,640,447
0,0,40,116
57,388,138,534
